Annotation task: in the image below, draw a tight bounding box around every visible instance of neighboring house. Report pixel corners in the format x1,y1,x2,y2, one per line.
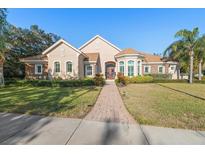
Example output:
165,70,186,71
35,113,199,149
20,35,179,80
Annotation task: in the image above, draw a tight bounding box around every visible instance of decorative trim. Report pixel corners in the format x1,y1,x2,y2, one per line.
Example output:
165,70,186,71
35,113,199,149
35,64,43,75
144,65,151,74
158,65,165,74
85,64,93,77
53,61,61,74
42,39,88,57
65,60,73,73
142,61,178,64
20,60,48,63
79,35,121,52
115,54,144,58
84,61,97,64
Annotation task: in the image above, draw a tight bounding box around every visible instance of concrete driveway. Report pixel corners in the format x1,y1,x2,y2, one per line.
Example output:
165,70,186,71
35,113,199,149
0,112,205,145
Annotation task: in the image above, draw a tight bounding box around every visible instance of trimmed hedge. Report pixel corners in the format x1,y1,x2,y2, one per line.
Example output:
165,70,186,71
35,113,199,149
5,79,95,87
153,79,188,83
150,74,172,80
115,74,205,85
126,76,154,83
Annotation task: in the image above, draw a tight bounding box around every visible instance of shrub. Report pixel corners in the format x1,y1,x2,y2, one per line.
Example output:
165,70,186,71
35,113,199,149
5,79,96,87
116,72,127,86
153,79,188,83
127,75,154,83
93,73,105,86
193,79,205,84
151,74,172,80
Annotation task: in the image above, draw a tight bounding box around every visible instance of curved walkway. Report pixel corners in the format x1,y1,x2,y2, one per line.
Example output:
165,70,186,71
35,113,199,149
85,80,136,124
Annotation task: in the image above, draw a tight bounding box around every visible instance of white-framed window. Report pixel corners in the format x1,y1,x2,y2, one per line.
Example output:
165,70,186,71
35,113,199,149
35,64,42,75
85,64,93,76
170,65,175,71
54,61,60,73
66,61,72,73
158,65,165,74
144,65,151,74
119,61,125,75
128,60,134,76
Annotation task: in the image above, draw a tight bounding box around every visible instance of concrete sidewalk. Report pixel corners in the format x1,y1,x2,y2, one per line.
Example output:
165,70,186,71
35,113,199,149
0,112,205,145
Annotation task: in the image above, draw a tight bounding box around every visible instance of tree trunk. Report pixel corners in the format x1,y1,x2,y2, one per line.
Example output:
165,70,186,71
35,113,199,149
198,59,202,80
189,50,194,84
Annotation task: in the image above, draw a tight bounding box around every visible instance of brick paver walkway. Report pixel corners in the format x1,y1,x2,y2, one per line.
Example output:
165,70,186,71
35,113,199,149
85,80,136,124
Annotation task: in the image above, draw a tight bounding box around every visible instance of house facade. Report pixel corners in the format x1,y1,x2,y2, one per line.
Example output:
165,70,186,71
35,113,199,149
20,35,179,80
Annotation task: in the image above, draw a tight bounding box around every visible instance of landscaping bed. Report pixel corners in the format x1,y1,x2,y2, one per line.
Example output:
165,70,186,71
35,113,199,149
119,83,205,130
0,86,101,118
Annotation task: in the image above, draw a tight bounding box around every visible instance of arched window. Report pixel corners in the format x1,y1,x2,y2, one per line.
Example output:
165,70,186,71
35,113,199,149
128,60,134,76
66,61,72,73
119,61,125,75
54,62,60,73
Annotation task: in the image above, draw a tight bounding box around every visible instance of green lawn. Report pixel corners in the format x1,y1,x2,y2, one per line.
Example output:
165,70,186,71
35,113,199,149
159,83,205,99
0,86,101,118
119,83,205,130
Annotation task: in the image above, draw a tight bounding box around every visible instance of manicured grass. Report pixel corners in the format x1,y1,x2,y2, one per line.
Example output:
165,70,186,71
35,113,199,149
119,84,205,130
0,86,101,118
159,83,205,99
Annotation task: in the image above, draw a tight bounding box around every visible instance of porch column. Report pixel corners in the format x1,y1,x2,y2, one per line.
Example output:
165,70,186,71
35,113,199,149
136,60,138,76
124,59,128,76
137,60,142,76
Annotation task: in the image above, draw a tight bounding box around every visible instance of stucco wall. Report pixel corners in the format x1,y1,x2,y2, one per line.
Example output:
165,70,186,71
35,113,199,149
142,63,178,79
47,43,80,79
80,37,120,77
142,63,168,74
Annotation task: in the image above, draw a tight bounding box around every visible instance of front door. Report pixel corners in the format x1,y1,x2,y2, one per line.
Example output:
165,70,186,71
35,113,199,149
106,66,115,79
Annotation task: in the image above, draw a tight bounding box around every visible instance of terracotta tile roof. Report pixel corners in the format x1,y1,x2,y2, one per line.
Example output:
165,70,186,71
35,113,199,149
115,48,163,62
84,52,99,62
20,54,48,62
143,54,162,62
115,48,140,56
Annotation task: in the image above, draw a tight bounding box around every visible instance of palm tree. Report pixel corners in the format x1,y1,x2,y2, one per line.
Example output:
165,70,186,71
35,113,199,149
195,35,205,80
165,28,200,83
164,40,190,79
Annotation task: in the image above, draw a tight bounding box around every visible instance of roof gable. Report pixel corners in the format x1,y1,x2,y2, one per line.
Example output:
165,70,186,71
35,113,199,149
79,35,121,52
42,39,88,57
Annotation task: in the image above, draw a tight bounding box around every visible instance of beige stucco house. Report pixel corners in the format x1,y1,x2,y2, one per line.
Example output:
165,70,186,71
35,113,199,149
20,35,179,80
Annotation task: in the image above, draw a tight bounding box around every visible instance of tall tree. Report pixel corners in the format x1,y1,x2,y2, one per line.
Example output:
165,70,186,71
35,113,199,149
0,8,8,86
165,28,200,83
195,35,205,80
164,40,189,79
0,8,7,62
3,24,61,77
